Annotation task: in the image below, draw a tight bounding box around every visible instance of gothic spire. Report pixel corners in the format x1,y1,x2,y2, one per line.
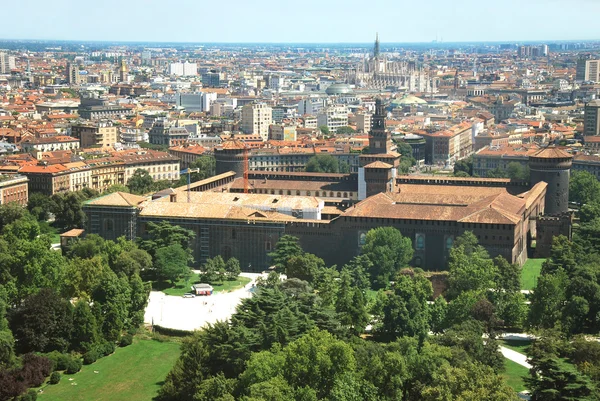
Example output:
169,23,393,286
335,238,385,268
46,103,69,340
374,33,380,58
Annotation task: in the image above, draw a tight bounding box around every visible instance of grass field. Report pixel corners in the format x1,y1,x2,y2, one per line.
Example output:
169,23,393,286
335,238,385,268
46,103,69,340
501,339,531,355
38,339,180,401
502,358,529,393
521,258,545,290
160,275,251,296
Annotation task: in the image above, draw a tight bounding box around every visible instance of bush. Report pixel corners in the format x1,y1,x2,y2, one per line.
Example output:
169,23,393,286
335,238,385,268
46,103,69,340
99,341,116,356
17,389,38,401
44,351,73,371
82,350,99,365
119,334,133,347
49,371,61,385
64,358,82,374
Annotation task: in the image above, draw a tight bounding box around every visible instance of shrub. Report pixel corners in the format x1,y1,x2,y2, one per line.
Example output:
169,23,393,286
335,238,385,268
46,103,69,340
17,389,38,401
119,334,133,347
49,371,61,385
82,350,99,365
99,342,116,356
64,358,82,374
44,351,73,371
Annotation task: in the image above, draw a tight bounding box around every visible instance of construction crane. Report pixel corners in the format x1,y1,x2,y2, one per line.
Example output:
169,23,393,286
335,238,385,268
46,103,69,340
185,168,199,203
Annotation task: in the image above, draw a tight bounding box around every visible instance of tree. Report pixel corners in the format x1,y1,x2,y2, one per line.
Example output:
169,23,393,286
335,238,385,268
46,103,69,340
154,244,191,284
453,157,473,176
268,235,303,271
200,256,226,284
528,269,567,330
305,154,339,173
486,167,509,178
506,161,529,181
91,271,131,342
422,363,519,401
341,255,371,293
580,201,600,223
179,156,216,185
335,268,369,335
319,125,330,136
361,227,414,289
570,170,600,205
112,248,153,278
138,221,195,258
127,168,155,194
447,231,496,299
70,300,99,352
336,126,356,135
286,253,324,283
9,288,73,353
64,256,108,298
51,192,86,230
339,161,351,174
103,184,130,194
381,272,432,342
225,257,241,280
27,192,55,221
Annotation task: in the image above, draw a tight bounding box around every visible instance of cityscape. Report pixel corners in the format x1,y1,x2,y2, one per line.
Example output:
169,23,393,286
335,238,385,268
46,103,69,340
2,1,600,399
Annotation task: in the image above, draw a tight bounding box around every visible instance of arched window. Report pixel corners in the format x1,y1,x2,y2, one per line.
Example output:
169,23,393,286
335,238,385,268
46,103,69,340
279,190,283,195
343,192,348,198
296,191,301,196
307,191,311,196
330,192,334,197
337,192,341,197
287,190,291,195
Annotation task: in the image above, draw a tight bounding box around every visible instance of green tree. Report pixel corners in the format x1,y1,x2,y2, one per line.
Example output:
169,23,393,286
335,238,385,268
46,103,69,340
51,191,86,230
335,268,369,335
319,125,330,136
506,161,529,181
286,253,324,283
528,269,567,330
92,271,131,342
70,300,99,352
225,257,241,280
381,272,432,342
64,256,109,298
200,256,226,284
103,184,130,194
453,157,473,176
422,363,519,401
447,231,496,299
127,168,155,194
336,126,356,135
268,235,303,271
580,201,600,223
9,288,73,353
429,296,448,333
178,155,217,185
0,202,28,229
339,160,351,174
154,244,190,284
341,255,372,292
27,192,55,221
138,221,195,258
305,154,339,173
0,295,15,369
570,170,600,205
112,247,153,278
361,227,413,289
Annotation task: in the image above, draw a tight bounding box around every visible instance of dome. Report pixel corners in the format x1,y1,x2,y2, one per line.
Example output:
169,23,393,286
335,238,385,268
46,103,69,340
325,83,353,95
391,94,427,106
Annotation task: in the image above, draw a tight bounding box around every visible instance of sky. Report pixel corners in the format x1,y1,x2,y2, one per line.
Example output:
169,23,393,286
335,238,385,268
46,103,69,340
3,0,600,43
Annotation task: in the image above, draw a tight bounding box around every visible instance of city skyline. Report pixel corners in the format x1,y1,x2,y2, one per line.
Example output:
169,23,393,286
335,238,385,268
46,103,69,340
3,0,600,44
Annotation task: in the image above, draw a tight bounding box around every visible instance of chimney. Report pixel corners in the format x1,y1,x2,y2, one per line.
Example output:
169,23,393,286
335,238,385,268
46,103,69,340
169,193,177,202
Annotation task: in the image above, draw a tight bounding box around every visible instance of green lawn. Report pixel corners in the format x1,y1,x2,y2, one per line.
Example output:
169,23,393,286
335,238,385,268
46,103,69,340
521,258,545,290
39,221,61,244
501,339,531,355
502,358,529,393
38,339,180,401
160,275,251,296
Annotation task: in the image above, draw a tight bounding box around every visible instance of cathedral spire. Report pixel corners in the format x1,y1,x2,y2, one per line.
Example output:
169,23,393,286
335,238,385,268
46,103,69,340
374,33,380,58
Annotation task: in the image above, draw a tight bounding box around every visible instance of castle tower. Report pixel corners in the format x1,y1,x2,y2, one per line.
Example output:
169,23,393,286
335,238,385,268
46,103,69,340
118,58,128,83
529,147,572,215
358,98,400,199
214,134,247,178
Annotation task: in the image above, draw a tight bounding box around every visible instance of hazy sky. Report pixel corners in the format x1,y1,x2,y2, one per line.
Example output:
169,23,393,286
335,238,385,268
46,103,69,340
3,0,600,43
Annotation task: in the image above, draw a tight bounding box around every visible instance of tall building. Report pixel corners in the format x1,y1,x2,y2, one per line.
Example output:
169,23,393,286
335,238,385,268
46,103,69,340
169,62,197,76
66,62,80,84
71,121,118,148
584,100,600,136
241,103,272,141
0,52,15,74
576,57,600,82
118,59,129,83
201,71,222,87
316,105,348,133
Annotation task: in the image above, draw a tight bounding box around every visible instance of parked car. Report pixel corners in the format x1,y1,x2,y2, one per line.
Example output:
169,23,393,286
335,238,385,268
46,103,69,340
182,293,195,298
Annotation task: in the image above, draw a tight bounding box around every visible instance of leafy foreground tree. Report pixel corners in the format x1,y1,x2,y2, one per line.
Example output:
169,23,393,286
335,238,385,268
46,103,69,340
361,227,413,289
268,235,303,271
305,154,339,173
570,170,600,205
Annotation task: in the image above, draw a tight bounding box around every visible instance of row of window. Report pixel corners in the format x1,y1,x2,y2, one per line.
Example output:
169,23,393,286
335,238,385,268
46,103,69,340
253,188,350,198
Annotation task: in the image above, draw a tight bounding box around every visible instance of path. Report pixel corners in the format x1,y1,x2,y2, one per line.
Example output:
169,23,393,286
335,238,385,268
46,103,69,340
144,272,262,331
500,346,531,369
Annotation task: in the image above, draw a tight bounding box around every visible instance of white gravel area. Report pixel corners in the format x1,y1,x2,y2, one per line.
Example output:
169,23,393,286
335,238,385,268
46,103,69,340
144,272,262,331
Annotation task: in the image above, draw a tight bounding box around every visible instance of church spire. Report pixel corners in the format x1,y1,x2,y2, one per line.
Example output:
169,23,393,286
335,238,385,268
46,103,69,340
374,33,380,58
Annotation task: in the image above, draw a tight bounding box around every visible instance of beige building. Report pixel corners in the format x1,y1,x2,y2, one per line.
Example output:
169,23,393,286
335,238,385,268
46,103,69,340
241,103,272,141
584,100,600,136
71,121,118,148
576,58,600,82
355,112,372,133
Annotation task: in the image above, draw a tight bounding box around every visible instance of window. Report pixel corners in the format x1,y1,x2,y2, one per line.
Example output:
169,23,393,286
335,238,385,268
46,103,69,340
104,218,114,232
337,192,341,197
231,229,236,240
265,241,272,251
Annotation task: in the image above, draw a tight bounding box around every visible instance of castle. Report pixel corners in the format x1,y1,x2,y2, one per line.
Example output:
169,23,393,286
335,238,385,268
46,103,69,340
83,100,572,271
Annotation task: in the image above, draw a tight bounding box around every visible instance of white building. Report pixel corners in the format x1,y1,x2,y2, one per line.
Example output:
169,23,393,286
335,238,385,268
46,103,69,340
317,105,349,133
297,97,327,116
176,92,217,112
169,62,198,76
241,103,272,140
0,52,15,74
